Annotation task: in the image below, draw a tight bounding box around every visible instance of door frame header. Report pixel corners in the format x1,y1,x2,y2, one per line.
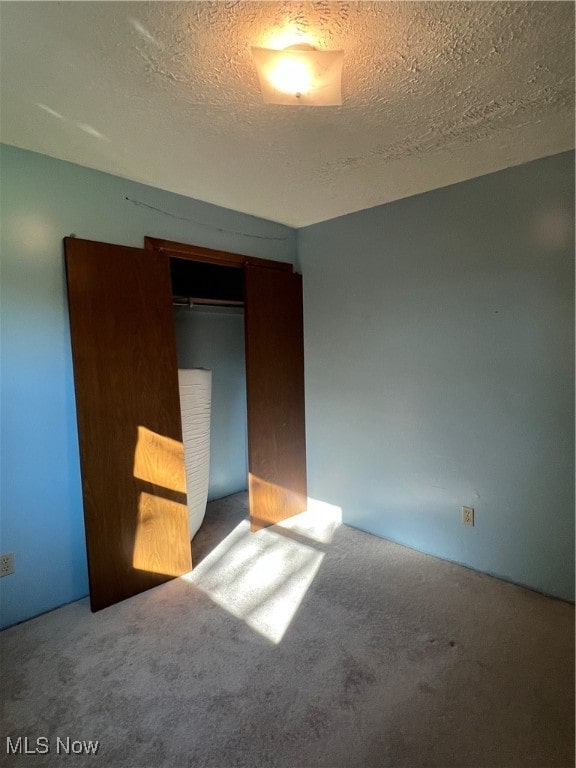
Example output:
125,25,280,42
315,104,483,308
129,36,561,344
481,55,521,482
144,236,293,272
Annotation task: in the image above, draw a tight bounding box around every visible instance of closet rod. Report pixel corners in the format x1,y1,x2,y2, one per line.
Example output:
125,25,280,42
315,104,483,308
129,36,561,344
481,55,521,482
172,295,244,308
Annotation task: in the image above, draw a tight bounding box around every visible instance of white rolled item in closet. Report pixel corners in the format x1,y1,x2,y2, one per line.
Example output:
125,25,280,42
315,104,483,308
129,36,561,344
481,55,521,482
178,368,212,540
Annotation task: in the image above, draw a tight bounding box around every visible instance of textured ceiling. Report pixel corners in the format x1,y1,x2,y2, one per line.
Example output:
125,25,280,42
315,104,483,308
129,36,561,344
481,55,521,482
1,1,574,227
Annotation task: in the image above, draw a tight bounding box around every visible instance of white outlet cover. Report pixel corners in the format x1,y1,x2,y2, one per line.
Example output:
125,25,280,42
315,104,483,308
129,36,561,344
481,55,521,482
0,553,15,576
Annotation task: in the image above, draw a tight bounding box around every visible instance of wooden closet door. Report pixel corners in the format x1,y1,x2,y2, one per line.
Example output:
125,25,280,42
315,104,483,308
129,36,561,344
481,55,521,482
65,238,191,611
244,264,307,531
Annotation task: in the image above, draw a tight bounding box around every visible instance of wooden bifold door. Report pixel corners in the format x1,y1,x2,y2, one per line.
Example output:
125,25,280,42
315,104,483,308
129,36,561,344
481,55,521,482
65,237,307,611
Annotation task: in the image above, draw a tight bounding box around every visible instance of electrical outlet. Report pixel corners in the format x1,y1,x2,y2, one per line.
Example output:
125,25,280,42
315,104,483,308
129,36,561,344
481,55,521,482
462,506,474,527
0,553,15,577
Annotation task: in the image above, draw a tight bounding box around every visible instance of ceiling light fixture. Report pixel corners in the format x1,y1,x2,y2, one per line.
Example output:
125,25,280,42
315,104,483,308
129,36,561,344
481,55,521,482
251,43,343,106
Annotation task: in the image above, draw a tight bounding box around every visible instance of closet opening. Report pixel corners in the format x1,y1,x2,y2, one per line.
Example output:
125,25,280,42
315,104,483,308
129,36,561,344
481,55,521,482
170,257,249,564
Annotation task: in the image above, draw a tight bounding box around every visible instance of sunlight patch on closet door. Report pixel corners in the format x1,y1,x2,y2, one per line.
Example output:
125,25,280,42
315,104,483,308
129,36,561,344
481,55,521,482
133,425,186,494
132,492,189,576
132,426,190,577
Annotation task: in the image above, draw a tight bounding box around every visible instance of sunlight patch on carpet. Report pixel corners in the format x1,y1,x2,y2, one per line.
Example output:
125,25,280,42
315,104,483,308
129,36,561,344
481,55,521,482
281,497,342,544
182,498,341,643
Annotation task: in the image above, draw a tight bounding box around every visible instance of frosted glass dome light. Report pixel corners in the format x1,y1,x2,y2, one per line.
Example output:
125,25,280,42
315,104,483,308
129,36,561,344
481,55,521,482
251,43,344,106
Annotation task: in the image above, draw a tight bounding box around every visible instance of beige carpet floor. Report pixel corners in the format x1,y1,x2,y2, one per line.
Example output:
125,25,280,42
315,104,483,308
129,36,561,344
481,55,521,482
1,492,574,767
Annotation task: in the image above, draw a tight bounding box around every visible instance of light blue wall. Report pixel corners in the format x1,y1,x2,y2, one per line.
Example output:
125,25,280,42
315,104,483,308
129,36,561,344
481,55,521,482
174,307,248,501
298,151,575,602
0,144,296,628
